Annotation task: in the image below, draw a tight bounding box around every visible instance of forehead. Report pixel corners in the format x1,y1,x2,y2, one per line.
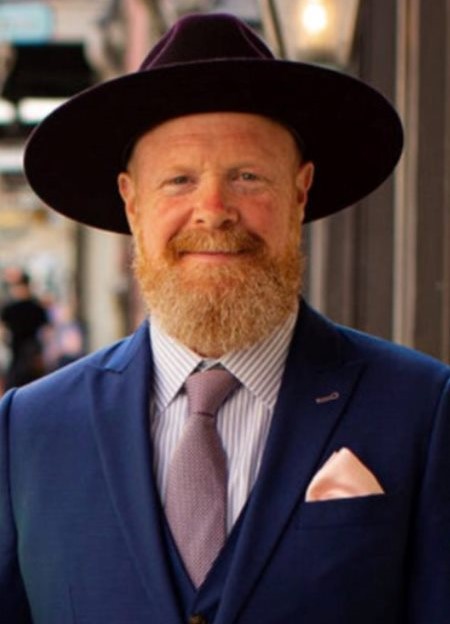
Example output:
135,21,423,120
127,112,301,165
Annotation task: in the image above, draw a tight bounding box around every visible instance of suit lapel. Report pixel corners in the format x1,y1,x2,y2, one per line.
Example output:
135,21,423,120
85,323,182,623
217,304,365,624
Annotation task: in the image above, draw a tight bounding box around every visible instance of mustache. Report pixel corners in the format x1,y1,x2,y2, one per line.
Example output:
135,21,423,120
167,228,265,256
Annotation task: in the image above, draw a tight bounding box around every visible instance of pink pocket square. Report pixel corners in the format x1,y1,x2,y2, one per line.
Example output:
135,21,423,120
305,448,384,502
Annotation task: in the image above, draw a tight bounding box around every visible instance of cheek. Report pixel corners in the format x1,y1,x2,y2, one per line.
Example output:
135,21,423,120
242,198,294,251
136,204,189,259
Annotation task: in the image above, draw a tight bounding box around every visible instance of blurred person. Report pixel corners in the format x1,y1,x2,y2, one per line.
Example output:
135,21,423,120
43,299,85,371
0,329,10,396
0,271,49,389
0,13,449,624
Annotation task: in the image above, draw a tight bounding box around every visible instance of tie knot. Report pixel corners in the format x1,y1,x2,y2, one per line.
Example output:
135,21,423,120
186,369,239,418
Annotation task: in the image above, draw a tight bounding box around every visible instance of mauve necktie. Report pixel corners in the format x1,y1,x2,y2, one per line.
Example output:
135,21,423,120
165,368,239,587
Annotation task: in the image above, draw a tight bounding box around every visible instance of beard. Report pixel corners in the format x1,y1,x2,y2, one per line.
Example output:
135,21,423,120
132,225,305,357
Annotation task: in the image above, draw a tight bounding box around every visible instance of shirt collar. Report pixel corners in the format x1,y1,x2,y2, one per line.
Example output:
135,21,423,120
150,307,298,413
150,321,203,414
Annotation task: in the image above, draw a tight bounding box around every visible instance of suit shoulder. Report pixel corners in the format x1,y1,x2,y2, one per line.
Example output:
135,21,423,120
5,322,149,405
337,323,450,379
299,303,450,380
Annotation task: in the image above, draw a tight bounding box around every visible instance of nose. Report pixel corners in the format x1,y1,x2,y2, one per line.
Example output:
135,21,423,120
192,178,239,229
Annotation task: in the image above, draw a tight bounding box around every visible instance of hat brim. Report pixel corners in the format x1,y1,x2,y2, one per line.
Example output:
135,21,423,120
24,59,403,234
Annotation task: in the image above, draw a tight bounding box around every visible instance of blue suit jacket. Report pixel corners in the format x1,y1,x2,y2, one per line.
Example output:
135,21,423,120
1,303,449,623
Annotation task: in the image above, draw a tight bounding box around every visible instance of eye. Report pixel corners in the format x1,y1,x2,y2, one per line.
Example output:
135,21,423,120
168,175,191,185
230,169,267,192
239,171,259,182
230,169,262,184
161,173,195,195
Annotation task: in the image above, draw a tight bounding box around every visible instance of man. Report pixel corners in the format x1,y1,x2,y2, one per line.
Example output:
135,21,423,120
1,13,449,624
0,271,49,389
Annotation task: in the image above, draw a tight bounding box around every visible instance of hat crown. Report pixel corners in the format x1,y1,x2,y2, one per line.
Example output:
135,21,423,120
139,13,274,71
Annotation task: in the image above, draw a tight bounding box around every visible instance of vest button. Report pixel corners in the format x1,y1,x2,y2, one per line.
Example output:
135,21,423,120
189,615,207,624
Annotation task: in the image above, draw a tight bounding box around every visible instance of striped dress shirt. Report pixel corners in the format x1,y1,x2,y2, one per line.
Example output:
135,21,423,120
149,310,298,532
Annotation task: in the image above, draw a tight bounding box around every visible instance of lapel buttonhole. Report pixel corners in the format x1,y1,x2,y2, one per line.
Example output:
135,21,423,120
315,391,340,405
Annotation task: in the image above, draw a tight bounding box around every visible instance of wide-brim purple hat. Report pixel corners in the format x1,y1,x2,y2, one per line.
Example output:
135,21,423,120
24,12,403,234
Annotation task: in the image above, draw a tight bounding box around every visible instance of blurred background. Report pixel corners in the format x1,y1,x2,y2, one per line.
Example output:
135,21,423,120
0,0,449,392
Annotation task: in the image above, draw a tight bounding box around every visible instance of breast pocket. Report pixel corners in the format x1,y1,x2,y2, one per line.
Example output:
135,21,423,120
296,492,400,530
293,492,410,573
273,493,409,616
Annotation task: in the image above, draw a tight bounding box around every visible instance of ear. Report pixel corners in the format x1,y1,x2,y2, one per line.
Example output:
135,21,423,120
295,161,315,223
117,171,138,230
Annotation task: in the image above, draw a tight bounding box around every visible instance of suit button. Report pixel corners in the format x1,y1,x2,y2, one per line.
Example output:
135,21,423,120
189,615,207,624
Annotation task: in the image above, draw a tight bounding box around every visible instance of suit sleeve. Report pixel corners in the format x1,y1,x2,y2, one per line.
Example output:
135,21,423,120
407,375,450,623
0,390,32,623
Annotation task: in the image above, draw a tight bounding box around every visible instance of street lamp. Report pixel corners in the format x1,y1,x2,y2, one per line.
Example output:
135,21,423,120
261,0,360,67
0,97,15,124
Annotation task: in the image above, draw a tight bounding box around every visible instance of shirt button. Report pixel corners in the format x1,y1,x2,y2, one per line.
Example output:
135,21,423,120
189,615,207,624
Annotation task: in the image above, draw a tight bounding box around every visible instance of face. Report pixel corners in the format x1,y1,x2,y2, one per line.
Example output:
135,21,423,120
118,112,314,356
